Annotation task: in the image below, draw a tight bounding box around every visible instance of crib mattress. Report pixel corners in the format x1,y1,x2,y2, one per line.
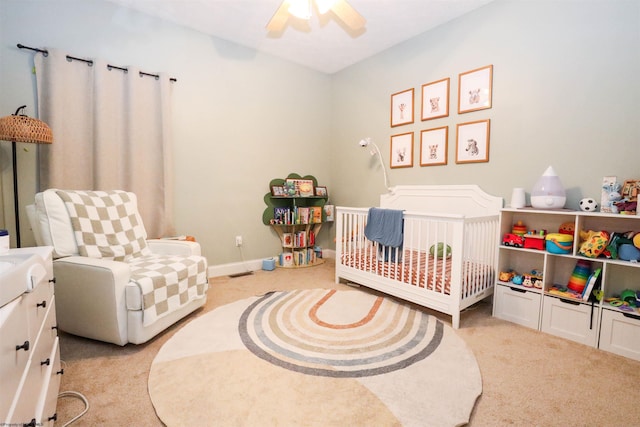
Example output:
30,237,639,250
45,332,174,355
340,249,491,296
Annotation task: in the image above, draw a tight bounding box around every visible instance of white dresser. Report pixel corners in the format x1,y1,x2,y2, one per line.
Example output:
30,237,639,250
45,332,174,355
1,247,61,426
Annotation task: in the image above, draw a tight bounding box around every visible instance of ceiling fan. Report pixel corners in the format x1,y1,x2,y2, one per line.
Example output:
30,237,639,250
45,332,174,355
266,0,366,32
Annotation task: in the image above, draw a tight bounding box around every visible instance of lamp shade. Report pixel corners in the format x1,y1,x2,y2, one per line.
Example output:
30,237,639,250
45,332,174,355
0,106,53,144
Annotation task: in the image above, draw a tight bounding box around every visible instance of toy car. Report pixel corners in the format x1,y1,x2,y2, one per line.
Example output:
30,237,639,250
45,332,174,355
502,233,524,247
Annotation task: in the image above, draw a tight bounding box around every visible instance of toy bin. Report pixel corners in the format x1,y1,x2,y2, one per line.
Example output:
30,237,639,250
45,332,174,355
545,233,573,254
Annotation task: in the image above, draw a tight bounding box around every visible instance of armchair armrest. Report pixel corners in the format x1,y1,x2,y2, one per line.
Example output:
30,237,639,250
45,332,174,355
53,256,131,346
147,239,202,256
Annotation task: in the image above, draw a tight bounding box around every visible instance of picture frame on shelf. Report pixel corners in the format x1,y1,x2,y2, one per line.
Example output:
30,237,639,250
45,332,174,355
390,132,414,169
390,88,414,127
420,126,448,167
458,65,493,114
620,180,639,202
315,186,328,197
456,119,490,164
323,204,335,222
285,178,314,197
271,185,285,197
421,78,449,121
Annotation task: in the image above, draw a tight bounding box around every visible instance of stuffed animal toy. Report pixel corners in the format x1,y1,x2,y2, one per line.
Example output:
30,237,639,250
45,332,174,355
602,182,623,213
579,230,610,258
559,222,574,235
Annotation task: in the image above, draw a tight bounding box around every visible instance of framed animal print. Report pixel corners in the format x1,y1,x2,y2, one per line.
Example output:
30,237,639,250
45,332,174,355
420,126,448,166
421,78,449,121
390,132,414,168
390,88,414,127
458,65,493,114
456,119,490,164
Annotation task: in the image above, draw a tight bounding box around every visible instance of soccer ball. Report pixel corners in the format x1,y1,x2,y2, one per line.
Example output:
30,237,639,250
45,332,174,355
579,198,598,212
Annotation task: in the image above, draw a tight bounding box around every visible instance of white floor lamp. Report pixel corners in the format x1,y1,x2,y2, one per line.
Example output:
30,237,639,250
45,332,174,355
0,105,53,247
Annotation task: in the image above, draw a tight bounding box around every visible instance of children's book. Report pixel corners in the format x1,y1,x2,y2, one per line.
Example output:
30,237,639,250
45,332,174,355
582,268,602,301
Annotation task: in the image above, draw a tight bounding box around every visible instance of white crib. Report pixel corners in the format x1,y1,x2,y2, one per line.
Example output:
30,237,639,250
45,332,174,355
335,185,502,328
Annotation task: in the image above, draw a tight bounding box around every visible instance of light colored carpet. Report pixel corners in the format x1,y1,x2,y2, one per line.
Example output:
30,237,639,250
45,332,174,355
148,289,482,427
54,259,640,426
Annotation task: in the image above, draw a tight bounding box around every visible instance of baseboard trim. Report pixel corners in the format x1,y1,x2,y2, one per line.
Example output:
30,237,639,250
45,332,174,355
208,249,335,278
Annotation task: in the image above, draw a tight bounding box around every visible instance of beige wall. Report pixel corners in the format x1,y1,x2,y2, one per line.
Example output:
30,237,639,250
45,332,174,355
1,0,638,268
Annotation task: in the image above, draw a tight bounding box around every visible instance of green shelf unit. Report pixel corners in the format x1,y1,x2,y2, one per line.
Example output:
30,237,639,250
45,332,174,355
262,173,327,225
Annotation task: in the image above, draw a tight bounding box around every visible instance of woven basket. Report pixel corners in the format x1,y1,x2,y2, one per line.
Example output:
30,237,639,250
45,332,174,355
0,113,53,144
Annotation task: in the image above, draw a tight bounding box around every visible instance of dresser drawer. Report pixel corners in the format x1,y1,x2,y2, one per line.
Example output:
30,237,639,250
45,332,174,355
0,297,30,421
599,309,640,362
541,295,599,346
493,284,541,330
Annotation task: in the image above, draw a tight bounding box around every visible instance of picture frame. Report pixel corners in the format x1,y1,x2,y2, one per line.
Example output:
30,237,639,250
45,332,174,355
323,204,335,222
270,185,285,197
456,119,490,164
390,88,414,127
285,178,314,197
458,65,493,114
620,180,640,202
315,186,328,197
390,132,414,168
421,78,449,121
420,126,448,167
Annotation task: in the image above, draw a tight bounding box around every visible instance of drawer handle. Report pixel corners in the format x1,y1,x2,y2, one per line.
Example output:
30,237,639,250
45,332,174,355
37,300,47,308
509,286,527,293
559,298,580,306
48,413,57,422
623,312,640,321
15,341,30,352
24,419,36,427
49,277,56,284
41,358,51,366
57,368,64,375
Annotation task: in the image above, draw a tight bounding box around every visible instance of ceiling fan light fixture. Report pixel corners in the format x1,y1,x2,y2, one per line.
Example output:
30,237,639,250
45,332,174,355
288,0,312,19
316,0,337,14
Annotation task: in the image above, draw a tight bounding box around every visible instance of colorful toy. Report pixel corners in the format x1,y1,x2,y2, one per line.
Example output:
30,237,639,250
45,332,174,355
523,273,543,288
578,230,610,258
619,244,640,261
558,222,575,235
546,233,573,254
579,198,598,212
567,260,592,293
512,221,527,236
523,232,546,250
502,233,524,247
512,274,524,285
499,270,515,282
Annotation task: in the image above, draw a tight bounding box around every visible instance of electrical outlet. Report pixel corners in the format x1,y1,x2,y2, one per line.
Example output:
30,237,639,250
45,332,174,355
235,235,243,247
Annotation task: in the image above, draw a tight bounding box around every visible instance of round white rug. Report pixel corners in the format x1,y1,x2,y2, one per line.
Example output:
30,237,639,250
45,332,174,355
148,289,482,426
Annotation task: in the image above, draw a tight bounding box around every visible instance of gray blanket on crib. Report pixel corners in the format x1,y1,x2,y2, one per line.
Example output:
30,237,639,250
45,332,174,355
364,208,404,247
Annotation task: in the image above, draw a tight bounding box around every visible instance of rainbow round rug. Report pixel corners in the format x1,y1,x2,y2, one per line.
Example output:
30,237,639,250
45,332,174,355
148,289,482,426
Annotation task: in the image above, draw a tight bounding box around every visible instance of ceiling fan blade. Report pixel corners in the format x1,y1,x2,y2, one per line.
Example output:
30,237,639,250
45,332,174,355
266,0,291,32
330,0,366,30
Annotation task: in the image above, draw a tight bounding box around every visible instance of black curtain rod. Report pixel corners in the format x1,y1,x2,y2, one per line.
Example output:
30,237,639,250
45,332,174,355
17,43,177,82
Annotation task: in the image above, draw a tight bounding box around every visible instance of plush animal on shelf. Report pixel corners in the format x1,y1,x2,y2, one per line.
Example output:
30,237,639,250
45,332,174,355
579,230,610,258
602,182,623,213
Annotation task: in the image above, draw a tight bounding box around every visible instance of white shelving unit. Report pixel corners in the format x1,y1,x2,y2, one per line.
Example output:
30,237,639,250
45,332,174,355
493,208,640,361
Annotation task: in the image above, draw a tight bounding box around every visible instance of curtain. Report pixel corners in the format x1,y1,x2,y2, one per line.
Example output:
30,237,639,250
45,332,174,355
34,49,174,238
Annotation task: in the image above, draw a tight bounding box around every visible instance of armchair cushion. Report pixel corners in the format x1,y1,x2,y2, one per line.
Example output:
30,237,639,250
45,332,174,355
56,190,151,261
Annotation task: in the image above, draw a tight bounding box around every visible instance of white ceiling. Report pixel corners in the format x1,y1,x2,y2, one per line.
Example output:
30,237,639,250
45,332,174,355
105,0,494,74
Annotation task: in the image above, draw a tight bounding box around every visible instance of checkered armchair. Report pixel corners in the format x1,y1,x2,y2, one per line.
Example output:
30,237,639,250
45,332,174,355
27,189,208,345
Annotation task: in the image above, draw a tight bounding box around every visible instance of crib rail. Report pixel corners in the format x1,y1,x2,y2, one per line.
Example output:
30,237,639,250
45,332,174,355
335,207,498,303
